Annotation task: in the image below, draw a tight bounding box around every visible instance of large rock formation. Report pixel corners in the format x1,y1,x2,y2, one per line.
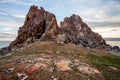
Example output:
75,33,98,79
0,5,120,57
57,14,106,49
10,5,59,49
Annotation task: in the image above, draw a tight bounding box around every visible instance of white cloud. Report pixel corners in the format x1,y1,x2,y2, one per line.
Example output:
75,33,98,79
71,0,100,4
1,0,32,6
0,32,17,38
32,0,41,2
49,6,58,10
0,32,17,41
0,21,23,27
102,1,120,11
2,28,13,31
2,0,30,6
78,7,120,23
0,10,25,21
12,14,25,19
92,27,120,38
0,38,15,41
1,0,42,6
75,1,120,23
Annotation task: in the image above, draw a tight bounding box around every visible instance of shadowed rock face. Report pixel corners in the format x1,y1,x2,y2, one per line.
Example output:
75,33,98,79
58,14,106,48
10,5,59,49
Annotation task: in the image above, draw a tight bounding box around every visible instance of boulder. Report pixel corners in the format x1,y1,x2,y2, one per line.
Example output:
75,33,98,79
112,46,120,52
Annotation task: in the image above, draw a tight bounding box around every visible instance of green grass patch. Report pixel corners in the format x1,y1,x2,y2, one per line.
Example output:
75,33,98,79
87,53,120,80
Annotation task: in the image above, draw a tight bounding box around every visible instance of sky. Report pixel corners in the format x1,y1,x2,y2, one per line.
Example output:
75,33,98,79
0,0,120,41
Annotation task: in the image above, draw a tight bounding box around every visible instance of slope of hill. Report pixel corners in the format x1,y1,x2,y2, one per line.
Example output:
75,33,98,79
0,41,120,80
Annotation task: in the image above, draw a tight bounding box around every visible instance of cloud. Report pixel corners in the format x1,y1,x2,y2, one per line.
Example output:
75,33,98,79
79,8,120,23
86,22,120,28
1,0,33,6
92,27,120,33
109,29,117,32
0,21,23,27
75,0,120,24
1,0,31,6
0,10,19,21
71,0,100,4
2,28,13,31
91,27,120,38
49,6,58,10
32,0,41,2
0,10,26,22
0,38,15,41
1,0,42,6
1,0,41,6
0,32,16,41
0,32,16,38
12,14,25,19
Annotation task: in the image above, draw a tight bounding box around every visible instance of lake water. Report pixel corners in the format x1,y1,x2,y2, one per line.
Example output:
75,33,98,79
106,41,120,47
0,38,120,49
0,41,11,49
105,38,120,47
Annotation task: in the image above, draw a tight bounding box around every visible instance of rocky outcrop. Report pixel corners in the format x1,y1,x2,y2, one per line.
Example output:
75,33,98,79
0,5,120,56
10,5,59,49
57,14,106,49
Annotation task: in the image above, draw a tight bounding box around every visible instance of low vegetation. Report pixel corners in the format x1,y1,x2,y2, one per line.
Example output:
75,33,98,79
0,41,120,80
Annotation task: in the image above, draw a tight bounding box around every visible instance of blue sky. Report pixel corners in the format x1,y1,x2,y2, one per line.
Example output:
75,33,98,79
0,0,120,41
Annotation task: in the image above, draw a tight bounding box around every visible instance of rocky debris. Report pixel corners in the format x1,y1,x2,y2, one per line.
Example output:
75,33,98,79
24,64,34,70
49,76,58,80
56,59,72,71
70,59,101,76
1,67,15,74
49,67,55,72
16,73,28,80
0,47,11,56
77,65,100,75
0,52,104,80
17,56,51,64
112,46,120,52
109,66,118,71
24,63,47,75
49,59,57,72
8,67,15,71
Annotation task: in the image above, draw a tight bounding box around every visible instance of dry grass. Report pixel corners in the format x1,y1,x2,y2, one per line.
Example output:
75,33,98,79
0,41,120,80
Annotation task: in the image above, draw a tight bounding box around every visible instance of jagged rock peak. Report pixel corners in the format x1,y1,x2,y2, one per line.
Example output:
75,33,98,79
29,5,45,12
68,14,82,21
10,5,59,49
59,14,106,49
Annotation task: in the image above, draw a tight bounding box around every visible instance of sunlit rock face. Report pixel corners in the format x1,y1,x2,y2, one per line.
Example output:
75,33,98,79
9,6,107,49
10,5,59,48
59,14,106,49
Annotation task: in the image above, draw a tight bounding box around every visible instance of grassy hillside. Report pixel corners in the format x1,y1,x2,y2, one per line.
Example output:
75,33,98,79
0,41,120,80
